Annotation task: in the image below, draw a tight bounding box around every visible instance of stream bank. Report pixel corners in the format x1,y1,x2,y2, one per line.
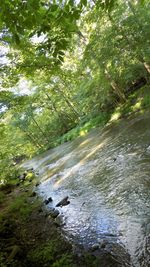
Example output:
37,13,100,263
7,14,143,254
21,110,150,267
1,110,150,267
0,178,131,267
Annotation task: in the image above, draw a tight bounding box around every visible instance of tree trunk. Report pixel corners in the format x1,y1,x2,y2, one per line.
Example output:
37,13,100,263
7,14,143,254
104,68,126,102
56,87,80,119
17,126,43,148
31,116,49,143
126,1,150,76
25,131,43,148
108,13,150,78
45,92,69,130
78,31,126,102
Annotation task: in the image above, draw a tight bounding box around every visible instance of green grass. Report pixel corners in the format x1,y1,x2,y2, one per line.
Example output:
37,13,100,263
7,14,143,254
8,194,39,220
28,240,73,266
55,112,110,145
110,85,150,122
52,254,73,267
0,191,5,204
57,86,150,146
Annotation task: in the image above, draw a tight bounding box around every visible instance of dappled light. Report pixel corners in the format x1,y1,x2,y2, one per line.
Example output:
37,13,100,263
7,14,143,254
0,1,150,266
132,99,142,111
53,139,107,187
32,112,150,267
79,129,87,136
110,111,121,122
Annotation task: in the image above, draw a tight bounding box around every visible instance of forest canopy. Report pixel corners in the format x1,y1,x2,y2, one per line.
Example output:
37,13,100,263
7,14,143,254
0,0,150,183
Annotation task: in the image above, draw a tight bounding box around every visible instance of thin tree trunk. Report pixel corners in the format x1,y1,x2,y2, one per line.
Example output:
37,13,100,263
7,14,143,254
25,131,43,148
45,92,69,129
31,116,49,143
108,13,150,78
143,62,150,75
17,126,43,148
78,31,126,102
56,87,80,119
59,77,82,117
104,68,126,102
125,1,150,76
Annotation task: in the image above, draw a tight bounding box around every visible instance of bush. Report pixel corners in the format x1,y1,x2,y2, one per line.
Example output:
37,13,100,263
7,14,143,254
28,240,73,266
52,254,73,267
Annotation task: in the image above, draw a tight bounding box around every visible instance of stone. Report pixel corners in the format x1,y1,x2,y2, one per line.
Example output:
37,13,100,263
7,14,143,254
55,215,65,227
91,244,100,251
49,209,60,218
30,191,36,197
27,168,34,172
56,196,70,207
99,240,107,249
44,197,53,205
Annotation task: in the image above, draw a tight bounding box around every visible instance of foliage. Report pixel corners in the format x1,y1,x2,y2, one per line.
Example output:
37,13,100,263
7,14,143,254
8,195,34,220
0,0,150,184
52,254,73,267
110,85,150,122
58,112,110,144
0,191,5,204
28,239,73,266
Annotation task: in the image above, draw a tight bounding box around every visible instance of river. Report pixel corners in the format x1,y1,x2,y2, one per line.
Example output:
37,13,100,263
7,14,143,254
22,111,150,267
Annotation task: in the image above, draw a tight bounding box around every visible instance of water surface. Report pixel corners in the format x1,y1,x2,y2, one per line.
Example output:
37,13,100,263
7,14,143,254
23,111,150,267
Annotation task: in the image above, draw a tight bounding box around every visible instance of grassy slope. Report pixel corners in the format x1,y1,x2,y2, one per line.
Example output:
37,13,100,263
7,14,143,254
0,85,149,267
56,85,150,145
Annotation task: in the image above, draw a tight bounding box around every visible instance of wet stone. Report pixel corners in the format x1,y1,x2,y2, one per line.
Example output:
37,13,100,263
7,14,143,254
99,240,107,249
91,243,100,251
49,209,60,219
44,197,53,205
56,196,70,207
55,215,65,227
30,191,36,197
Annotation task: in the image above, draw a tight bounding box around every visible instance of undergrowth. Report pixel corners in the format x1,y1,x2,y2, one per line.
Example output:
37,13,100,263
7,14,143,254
55,112,110,145
27,239,73,267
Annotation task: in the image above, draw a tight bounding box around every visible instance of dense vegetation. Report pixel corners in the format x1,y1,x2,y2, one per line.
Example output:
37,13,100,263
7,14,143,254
0,0,150,181
0,1,150,266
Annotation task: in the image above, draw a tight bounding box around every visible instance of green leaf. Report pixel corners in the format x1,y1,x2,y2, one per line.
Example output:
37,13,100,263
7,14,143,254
58,55,64,62
81,0,87,7
14,33,20,44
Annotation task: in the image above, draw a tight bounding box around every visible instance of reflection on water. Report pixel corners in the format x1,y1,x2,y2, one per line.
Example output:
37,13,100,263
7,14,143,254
23,112,150,267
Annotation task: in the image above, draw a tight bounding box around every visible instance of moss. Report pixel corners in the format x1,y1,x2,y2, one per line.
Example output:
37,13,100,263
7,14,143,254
8,194,39,221
28,239,73,266
110,85,150,121
52,254,73,267
0,191,6,204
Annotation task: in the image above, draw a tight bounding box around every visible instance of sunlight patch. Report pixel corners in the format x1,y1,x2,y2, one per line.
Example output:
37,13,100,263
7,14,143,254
132,99,142,111
79,130,87,136
110,111,121,122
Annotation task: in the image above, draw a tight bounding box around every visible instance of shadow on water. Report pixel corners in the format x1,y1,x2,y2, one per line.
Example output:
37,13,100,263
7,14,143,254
22,111,150,267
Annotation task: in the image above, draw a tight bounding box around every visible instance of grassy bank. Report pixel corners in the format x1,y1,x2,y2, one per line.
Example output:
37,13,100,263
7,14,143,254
0,177,80,267
0,171,131,267
54,85,150,146
0,85,149,267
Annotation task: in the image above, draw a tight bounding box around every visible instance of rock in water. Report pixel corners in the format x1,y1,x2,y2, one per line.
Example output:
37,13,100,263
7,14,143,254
48,209,60,219
56,196,70,207
91,243,100,251
44,197,53,205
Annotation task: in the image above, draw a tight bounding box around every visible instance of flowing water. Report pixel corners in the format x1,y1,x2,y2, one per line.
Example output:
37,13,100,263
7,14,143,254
23,112,150,266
